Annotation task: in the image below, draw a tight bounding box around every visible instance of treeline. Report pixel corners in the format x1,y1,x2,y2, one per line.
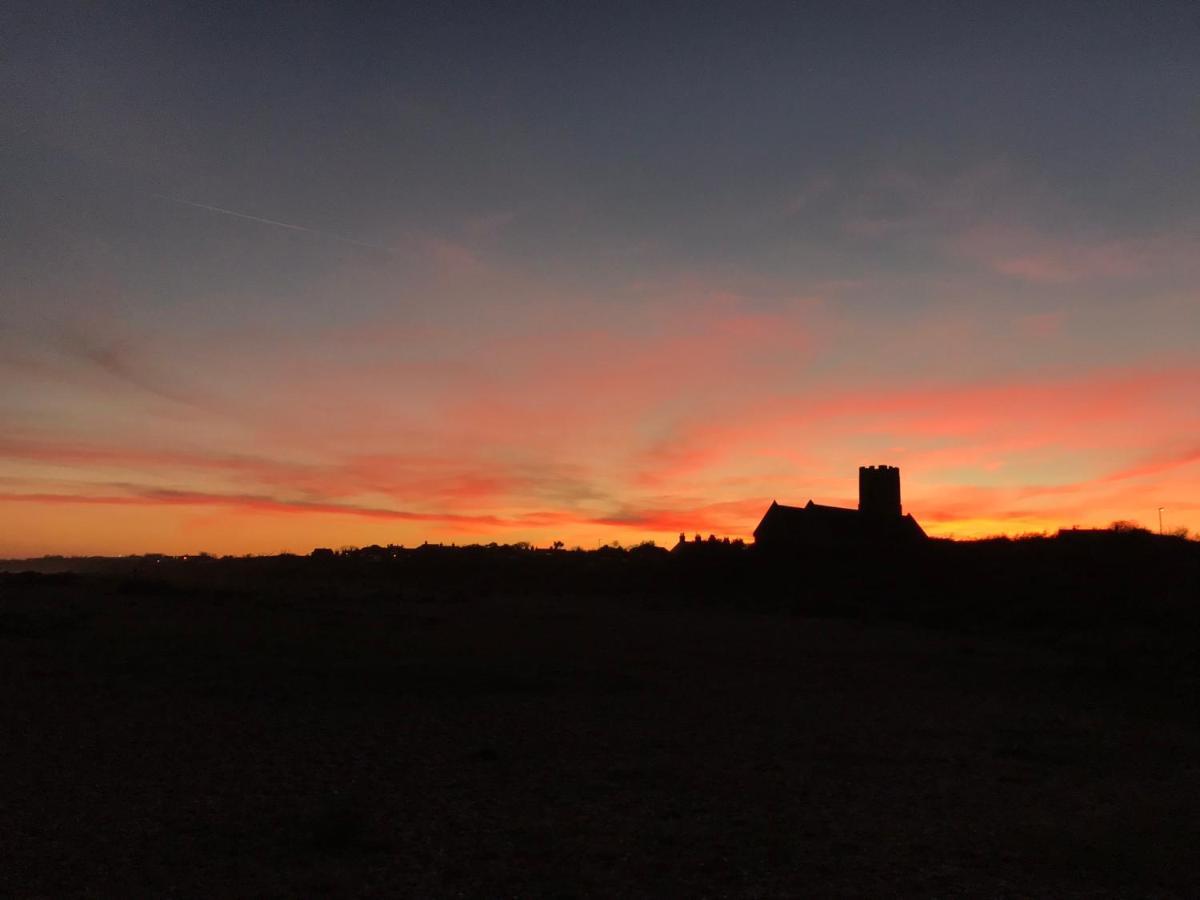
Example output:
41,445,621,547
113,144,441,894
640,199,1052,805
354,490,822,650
2,526,1196,631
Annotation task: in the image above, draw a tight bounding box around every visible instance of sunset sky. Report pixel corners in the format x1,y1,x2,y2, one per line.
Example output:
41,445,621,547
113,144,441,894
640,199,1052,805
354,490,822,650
3,2,1199,556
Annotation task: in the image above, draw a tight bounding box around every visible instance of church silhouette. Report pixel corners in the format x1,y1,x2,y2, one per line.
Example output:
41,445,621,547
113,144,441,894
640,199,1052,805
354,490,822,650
753,465,926,552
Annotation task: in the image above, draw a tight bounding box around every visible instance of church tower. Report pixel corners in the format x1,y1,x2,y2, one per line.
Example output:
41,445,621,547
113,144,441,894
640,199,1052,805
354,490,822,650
859,465,902,518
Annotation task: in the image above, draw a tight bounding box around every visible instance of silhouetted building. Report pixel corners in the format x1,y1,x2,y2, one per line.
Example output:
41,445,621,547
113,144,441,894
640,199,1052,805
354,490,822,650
754,465,926,552
671,532,746,555
859,463,901,518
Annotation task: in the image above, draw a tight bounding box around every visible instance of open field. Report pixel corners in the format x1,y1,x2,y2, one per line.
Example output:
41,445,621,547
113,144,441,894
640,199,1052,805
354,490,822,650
2,559,1198,897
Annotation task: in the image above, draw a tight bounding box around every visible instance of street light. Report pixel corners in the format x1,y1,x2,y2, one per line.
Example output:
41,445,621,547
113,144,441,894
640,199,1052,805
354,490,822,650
1158,507,1164,536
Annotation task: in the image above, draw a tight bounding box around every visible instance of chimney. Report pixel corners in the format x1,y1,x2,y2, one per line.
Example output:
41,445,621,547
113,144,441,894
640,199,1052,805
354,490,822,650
859,465,901,518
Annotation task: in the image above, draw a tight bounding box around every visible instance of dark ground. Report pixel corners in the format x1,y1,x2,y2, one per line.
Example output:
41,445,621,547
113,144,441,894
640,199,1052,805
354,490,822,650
2,546,1198,897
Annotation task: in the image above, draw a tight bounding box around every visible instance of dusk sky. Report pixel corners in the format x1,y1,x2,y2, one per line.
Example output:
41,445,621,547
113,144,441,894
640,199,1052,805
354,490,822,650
3,1,1199,555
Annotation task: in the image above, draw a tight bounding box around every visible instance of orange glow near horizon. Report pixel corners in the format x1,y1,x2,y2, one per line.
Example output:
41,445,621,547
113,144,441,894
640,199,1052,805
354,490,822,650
3,335,1197,556
0,477,1191,559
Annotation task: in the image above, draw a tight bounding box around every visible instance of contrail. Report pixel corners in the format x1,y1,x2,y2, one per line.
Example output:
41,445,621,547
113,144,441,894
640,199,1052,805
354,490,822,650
151,193,388,251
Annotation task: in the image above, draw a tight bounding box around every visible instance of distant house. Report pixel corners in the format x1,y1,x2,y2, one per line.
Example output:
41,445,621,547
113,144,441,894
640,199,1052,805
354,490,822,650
753,465,926,552
670,532,745,555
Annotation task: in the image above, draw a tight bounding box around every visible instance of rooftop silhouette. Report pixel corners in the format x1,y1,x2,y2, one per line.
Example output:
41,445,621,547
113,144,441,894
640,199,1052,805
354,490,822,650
753,465,927,552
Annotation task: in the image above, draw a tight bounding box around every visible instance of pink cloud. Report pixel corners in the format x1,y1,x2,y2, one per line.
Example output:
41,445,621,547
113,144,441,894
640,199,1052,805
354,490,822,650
1100,445,1200,483
955,225,1190,284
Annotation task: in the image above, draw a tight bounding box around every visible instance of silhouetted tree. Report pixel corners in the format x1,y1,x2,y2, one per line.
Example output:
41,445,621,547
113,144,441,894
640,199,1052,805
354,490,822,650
1110,521,1149,534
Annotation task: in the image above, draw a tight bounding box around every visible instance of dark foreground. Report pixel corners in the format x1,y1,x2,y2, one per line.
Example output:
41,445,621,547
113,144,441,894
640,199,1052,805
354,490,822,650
2,552,1198,897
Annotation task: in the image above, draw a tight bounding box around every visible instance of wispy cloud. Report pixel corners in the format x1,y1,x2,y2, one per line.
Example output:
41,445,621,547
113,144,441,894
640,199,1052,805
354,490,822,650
955,225,1164,284
1,323,245,424
1099,445,1200,483
54,327,222,411
0,486,531,529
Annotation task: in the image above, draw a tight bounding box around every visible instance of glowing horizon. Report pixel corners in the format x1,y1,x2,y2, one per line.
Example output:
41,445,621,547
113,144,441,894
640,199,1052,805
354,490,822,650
3,346,1196,556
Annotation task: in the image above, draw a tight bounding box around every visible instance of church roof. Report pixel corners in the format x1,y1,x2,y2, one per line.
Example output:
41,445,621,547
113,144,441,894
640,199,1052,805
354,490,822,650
753,499,926,546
